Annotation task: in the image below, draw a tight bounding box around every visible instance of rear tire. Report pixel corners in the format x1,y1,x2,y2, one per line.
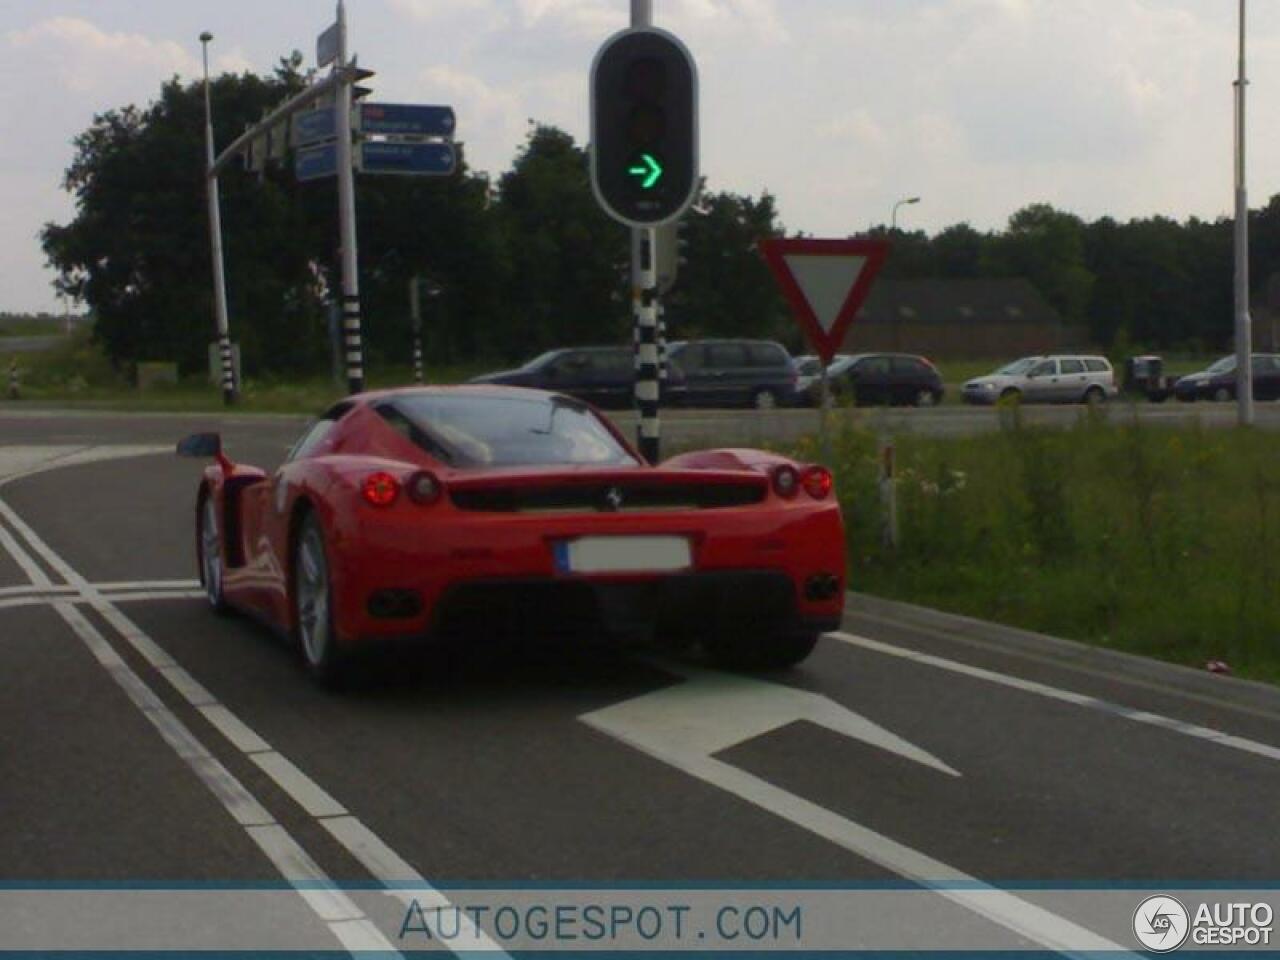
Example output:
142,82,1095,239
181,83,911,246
198,494,231,616
707,630,820,671
913,388,937,408
1084,385,1106,406
293,512,346,687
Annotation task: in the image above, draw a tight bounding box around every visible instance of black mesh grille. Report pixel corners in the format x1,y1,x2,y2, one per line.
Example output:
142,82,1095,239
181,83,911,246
449,483,765,513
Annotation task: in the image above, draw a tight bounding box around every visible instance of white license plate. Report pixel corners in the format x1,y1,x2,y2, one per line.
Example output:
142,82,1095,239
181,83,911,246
556,536,691,574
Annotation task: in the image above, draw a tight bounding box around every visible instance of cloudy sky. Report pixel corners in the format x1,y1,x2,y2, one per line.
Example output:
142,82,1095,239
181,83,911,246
3,0,1280,312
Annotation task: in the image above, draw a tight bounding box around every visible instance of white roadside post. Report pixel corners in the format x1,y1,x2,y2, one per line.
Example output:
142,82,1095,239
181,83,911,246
880,439,898,550
333,1,364,394
200,32,237,406
1233,0,1254,425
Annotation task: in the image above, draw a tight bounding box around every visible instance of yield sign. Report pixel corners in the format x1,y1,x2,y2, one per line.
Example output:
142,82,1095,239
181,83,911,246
759,237,890,365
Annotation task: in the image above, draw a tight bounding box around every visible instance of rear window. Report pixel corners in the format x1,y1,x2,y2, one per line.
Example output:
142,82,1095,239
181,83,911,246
892,357,929,375
377,393,637,468
1060,359,1085,374
1084,358,1110,373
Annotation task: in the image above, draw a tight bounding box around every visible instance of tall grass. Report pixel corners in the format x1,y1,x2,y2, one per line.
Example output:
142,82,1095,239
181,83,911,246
798,411,1280,682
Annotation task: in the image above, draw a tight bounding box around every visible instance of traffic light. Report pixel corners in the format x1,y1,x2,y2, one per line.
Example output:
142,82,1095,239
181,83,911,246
590,27,698,227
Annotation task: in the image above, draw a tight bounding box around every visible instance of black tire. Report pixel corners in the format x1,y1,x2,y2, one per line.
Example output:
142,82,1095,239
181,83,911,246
197,493,231,616
1083,385,1106,406
707,630,820,671
913,388,938,408
293,511,346,687
1213,386,1233,403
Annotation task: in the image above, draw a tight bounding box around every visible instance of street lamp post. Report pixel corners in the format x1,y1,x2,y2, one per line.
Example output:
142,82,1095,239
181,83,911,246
200,32,236,405
891,196,920,232
1233,0,1254,425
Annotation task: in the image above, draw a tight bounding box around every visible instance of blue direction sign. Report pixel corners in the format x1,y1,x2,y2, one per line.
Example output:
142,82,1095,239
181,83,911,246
292,108,337,149
295,142,339,182
356,103,455,138
358,141,456,177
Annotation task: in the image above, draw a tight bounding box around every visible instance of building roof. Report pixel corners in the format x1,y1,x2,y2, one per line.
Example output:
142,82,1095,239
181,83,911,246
853,277,1064,329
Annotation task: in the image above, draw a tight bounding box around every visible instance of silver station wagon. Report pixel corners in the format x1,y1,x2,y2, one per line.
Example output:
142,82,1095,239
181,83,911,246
963,355,1118,405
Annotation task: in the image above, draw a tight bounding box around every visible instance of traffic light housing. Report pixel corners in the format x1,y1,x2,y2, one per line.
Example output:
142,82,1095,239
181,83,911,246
590,28,698,228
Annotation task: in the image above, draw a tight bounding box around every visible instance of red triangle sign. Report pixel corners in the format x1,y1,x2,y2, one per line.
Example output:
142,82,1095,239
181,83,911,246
759,237,890,365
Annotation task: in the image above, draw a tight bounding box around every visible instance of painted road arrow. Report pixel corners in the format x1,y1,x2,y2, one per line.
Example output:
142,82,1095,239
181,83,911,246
581,665,1129,956
628,153,663,189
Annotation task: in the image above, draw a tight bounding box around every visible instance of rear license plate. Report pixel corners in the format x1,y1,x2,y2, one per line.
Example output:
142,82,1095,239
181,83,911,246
554,536,692,575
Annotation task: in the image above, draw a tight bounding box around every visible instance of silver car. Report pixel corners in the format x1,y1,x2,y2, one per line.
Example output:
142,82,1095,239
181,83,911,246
963,355,1117,405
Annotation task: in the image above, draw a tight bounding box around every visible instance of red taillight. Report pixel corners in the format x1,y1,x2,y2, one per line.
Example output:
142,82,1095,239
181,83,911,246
802,465,834,500
361,472,400,508
407,471,442,505
772,464,800,499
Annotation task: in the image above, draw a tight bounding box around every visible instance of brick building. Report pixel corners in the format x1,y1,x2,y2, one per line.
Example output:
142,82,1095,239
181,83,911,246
840,278,1074,359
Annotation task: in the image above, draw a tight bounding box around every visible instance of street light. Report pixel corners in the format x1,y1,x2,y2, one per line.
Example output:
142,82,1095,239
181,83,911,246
1233,0,1254,425
891,196,920,231
200,31,236,405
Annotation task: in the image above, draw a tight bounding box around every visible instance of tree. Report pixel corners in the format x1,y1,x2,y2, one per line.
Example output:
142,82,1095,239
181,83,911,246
985,204,1095,324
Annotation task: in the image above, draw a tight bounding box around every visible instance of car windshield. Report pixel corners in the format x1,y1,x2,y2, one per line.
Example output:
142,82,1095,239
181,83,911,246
382,393,638,468
1206,356,1237,375
994,358,1036,376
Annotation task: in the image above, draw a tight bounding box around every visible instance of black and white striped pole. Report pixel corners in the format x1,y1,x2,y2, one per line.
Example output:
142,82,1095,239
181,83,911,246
635,228,661,463
200,31,236,405
6,359,18,401
334,1,364,394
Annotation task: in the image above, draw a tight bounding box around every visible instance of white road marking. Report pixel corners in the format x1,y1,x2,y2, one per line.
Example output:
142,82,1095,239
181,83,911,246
0,444,172,485
834,631,1280,764
0,449,508,958
582,668,1131,956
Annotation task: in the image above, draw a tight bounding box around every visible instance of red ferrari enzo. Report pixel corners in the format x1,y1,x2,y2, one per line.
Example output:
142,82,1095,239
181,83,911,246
179,386,845,684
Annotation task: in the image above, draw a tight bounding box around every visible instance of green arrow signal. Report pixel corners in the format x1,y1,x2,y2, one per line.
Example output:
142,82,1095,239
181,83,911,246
627,153,664,190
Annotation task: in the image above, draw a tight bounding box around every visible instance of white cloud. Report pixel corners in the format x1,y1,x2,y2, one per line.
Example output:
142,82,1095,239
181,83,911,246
5,17,198,95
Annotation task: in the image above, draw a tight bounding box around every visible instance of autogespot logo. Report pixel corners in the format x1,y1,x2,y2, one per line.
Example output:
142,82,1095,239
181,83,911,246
1133,895,1190,952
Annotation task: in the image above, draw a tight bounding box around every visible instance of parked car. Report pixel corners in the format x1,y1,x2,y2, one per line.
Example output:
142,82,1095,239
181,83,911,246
1173,354,1280,402
1123,355,1178,403
962,355,1117,405
666,339,798,409
794,355,852,399
469,347,635,409
797,353,944,408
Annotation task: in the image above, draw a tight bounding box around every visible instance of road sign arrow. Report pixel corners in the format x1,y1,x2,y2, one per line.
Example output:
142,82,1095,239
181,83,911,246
582,664,959,777
628,153,664,190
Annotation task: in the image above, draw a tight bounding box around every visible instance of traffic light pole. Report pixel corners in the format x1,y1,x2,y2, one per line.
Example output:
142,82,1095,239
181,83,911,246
630,0,660,463
334,0,365,394
200,33,236,406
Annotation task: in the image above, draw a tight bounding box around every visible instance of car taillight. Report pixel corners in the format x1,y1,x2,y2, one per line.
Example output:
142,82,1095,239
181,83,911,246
772,464,800,499
407,471,443,505
361,472,400,508
802,465,833,500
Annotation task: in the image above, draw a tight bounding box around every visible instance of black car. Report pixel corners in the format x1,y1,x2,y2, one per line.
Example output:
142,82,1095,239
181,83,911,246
666,339,797,409
469,347,635,409
801,353,944,407
1173,354,1280,403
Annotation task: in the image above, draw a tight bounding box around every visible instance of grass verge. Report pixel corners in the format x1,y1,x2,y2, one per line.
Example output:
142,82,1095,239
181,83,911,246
791,410,1280,684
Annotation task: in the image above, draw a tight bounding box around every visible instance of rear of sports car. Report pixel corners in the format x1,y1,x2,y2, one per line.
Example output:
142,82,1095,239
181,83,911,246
324,462,845,661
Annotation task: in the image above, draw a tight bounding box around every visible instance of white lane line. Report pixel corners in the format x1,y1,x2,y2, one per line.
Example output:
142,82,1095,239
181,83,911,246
0,495,400,958
0,590,203,612
833,631,1280,764
584,679,1131,956
0,583,72,598
96,579,201,591
0,519,55,588
102,589,205,604
0,482,509,958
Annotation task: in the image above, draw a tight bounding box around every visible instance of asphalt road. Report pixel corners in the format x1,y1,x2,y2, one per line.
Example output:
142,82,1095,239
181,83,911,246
2,410,1279,953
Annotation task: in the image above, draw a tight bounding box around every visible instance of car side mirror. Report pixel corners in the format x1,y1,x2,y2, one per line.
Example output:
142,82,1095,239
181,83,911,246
176,432,222,458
